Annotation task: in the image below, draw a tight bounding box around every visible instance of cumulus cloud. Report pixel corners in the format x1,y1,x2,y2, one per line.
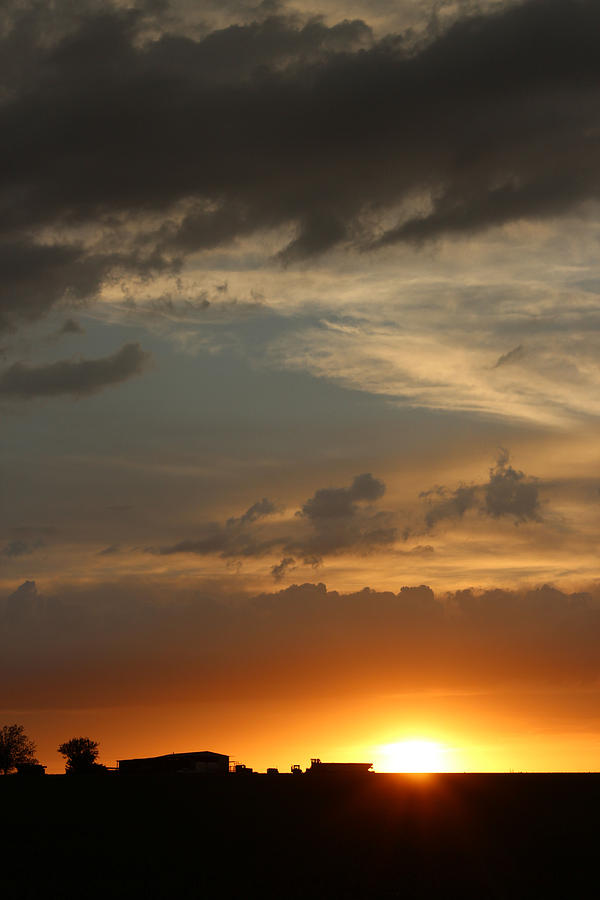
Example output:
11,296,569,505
3,0,600,329
422,485,478,530
422,451,540,530
292,473,394,559
150,458,544,571
299,473,386,520
484,449,540,522
0,342,151,399
157,473,394,570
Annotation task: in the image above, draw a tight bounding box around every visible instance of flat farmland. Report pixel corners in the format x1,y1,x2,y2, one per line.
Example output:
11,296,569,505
1,774,597,898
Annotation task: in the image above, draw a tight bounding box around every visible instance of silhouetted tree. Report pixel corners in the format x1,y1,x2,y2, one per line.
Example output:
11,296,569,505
58,737,102,774
0,724,38,774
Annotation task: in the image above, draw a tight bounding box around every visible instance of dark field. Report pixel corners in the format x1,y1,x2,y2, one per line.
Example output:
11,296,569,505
1,773,598,898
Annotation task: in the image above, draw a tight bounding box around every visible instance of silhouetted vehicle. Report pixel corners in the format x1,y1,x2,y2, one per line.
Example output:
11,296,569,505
234,763,254,774
291,764,302,774
266,768,279,775
15,763,46,775
117,750,229,775
307,758,373,776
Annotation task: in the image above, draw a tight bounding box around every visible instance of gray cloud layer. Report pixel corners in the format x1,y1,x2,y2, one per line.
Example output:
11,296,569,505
3,0,600,329
2,577,599,708
0,342,150,399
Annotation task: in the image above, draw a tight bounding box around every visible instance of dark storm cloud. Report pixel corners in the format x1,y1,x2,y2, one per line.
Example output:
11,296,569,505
0,241,113,332
0,342,151,399
2,577,600,708
4,0,600,328
422,450,540,529
157,473,394,568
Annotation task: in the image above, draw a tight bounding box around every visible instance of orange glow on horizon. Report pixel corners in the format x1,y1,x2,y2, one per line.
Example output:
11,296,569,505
373,739,458,773
16,689,600,774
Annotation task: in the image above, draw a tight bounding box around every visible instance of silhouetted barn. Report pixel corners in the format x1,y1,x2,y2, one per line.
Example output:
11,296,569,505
307,758,373,776
117,751,229,775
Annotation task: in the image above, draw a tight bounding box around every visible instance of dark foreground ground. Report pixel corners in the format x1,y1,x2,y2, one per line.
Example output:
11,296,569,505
1,773,598,898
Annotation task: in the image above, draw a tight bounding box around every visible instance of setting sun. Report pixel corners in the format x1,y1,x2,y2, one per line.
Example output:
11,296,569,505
374,739,455,773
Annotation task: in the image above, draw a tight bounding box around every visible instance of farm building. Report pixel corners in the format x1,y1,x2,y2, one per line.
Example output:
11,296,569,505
117,750,229,775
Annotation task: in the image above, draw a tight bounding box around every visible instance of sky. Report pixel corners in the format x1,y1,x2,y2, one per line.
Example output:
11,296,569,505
1,0,600,774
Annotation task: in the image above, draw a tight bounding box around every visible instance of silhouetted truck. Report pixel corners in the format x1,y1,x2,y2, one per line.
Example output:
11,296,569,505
117,751,229,775
16,763,46,776
306,758,373,776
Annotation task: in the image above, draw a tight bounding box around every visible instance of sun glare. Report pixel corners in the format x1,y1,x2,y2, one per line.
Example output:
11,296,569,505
374,739,453,773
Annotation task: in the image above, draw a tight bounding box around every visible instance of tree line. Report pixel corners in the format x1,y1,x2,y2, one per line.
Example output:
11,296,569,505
0,723,103,774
